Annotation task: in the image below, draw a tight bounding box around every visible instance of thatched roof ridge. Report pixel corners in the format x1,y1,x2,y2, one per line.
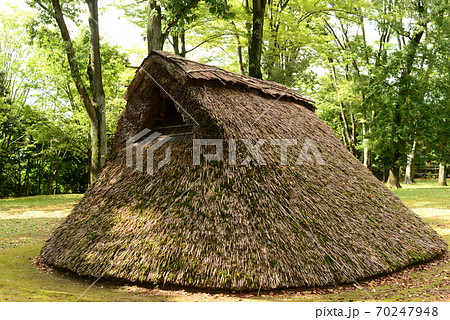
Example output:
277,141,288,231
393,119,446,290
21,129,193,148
125,50,315,112
40,51,447,291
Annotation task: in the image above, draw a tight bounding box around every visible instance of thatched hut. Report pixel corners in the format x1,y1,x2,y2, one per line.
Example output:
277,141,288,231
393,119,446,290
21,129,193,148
40,51,447,290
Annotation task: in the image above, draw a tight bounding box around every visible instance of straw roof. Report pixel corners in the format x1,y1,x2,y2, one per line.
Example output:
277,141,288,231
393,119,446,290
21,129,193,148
40,51,447,290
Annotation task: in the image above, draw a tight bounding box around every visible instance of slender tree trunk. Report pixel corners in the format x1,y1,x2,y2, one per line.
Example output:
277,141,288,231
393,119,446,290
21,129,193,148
88,111,106,182
54,158,62,194
266,1,281,80
88,149,92,184
47,174,52,195
87,0,107,182
24,156,31,196
363,144,372,170
147,0,164,53
172,29,186,57
248,0,266,78
231,22,244,74
350,113,357,157
0,153,3,193
244,0,252,70
386,109,403,188
49,0,107,182
362,121,372,171
18,160,22,197
236,36,244,74
329,60,357,156
38,158,42,195
47,158,53,195
437,163,447,186
172,34,180,55
180,29,186,57
404,140,416,184
359,13,372,170
339,108,355,155
382,165,387,183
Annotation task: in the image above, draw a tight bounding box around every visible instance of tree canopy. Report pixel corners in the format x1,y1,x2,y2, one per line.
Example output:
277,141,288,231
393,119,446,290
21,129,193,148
0,0,449,196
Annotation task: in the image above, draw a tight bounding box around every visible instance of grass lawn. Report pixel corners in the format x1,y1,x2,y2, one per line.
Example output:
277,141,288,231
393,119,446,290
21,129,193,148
392,180,450,209
0,180,448,302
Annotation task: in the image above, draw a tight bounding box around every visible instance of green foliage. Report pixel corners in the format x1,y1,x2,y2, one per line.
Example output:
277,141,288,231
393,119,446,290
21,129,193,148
184,1,249,71
309,0,450,176
26,0,84,26
0,4,131,197
1,0,449,195
114,0,232,29
114,0,234,56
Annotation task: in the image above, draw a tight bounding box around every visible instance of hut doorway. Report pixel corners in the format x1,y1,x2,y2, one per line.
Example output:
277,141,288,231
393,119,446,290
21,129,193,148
147,90,193,140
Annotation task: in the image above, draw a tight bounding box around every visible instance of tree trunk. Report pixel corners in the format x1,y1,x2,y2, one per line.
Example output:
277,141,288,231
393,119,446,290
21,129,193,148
180,29,186,57
89,110,106,182
87,0,107,182
248,0,266,78
236,35,244,74
350,113,358,157
47,158,53,195
362,119,372,170
50,0,107,182
231,22,244,74
387,3,425,190
387,166,401,189
172,34,180,55
329,60,357,156
47,174,52,195
38,158,42,194
18,159,22,197
437,163,447,186
386,149,402,188
24,156,31,196
363,145,372,171
404,140,416,184
172,30,187,57
147,0,164,53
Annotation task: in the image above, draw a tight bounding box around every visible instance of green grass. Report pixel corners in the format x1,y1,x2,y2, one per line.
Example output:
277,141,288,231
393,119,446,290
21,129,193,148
0,182,448,302
391,179,450,209
0,218,64,249
0,194,84,250
0,194,83,213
